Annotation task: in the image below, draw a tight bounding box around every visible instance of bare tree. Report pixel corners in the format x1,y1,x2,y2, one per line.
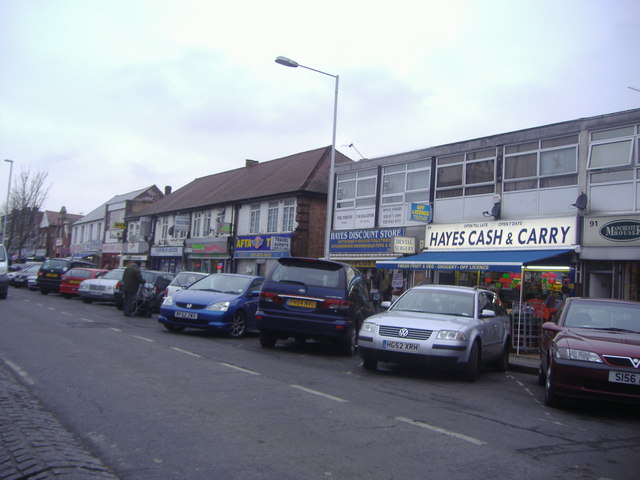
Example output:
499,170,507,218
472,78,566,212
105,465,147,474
3,167,50,259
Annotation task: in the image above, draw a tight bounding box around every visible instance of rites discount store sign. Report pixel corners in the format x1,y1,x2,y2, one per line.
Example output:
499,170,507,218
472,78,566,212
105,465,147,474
425,217,577,250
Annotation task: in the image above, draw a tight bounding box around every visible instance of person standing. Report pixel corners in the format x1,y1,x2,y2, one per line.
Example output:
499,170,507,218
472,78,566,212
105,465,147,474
122,260,144,317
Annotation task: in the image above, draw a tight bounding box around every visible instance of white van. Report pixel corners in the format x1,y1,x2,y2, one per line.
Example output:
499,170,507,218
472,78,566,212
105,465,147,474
0,244,8,299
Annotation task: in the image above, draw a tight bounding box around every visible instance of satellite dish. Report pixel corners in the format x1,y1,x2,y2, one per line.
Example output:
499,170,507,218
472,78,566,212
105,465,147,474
572,193,588,210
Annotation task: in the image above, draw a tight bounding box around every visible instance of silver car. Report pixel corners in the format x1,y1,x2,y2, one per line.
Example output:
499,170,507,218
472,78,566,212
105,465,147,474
358,285,511,381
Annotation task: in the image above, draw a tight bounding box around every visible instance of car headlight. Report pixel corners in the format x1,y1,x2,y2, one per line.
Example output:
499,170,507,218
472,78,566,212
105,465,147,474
360,321,378,334
436,330,466,341
79,281,88,288
162,296,174,306
556,347,603,363
207,301,229,312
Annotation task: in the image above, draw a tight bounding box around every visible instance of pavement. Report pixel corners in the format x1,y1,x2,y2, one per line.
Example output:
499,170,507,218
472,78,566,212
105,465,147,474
0,352,538,480
0,361,120,480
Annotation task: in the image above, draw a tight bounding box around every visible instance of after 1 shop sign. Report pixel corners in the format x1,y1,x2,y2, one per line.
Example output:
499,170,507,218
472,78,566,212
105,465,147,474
330,228,405,254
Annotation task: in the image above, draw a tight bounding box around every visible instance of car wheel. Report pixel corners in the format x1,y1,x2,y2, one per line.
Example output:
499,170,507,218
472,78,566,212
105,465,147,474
229,311,247,338
40,289,49,295
62,294,72,299
544,362,562,407
362,356,378,371
493,340,510,372
259,330,278,348
537,360,546,386
0,290,7,300
82,298,93,304
116,302,123,311
338,326,358,356
163,324,185,333
294,335,307,343
463,341,480,382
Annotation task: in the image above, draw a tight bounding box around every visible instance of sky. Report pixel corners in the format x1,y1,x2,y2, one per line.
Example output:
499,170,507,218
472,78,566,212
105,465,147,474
1,0,639,215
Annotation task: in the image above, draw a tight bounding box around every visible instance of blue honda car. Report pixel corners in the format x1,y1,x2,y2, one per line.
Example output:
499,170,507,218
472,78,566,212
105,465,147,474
158,273,264,337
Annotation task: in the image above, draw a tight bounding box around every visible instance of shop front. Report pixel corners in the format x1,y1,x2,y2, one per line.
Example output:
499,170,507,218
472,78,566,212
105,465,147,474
149,245,184,273
580,214,640,301
234,234,292,277
329,227,423,306
185,238,229,274
121,241,150,268
101,242,123,270
376,217,579,352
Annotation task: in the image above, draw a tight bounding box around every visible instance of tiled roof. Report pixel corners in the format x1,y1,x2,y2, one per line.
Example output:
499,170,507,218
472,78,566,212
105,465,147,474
135,146,351,216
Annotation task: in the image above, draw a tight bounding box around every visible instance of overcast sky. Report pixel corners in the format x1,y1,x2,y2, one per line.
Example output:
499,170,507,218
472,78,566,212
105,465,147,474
1,0,639,215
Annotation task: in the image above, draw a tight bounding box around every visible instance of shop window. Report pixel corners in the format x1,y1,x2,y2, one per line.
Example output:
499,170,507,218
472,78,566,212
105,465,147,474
504,135,578,192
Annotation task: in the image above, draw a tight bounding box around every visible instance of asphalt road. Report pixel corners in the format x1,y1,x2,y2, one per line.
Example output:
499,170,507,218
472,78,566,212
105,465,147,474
1,287,639,480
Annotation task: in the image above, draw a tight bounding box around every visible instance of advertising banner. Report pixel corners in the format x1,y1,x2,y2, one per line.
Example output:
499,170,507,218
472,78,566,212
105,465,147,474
330,228,405,253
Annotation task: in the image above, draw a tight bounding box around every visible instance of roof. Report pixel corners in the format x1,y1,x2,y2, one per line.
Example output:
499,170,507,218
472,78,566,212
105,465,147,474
133,146,351,217
42,210,83,227
73,185,162,225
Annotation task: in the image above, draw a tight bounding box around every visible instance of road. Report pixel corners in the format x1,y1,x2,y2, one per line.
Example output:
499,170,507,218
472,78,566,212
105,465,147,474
1,287,639,480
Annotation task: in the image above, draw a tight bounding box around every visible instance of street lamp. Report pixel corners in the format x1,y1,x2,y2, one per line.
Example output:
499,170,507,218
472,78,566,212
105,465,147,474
275,56,339,260
3,159,14,245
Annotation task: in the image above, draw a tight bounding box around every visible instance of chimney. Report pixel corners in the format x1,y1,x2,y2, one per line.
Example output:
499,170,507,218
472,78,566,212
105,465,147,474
246,159,259,167
164,185,172,195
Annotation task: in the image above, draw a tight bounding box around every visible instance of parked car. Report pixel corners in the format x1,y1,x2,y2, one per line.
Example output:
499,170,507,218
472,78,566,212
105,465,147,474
357,285,511,381
158,273,264,337
78,268,124,304
114,269,175,312
539,297,640,407
36,257,98,294
59,268,108,298
255,257,375,355
11,263,42,288
164,271,208,298
0,244,8,299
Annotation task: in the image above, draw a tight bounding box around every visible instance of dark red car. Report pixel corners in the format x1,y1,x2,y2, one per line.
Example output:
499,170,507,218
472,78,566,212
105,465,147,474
59,268,107,299
539,297,640,407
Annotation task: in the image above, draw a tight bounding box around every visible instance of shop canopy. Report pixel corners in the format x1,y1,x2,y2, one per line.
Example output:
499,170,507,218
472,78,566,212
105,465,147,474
375,249,574,272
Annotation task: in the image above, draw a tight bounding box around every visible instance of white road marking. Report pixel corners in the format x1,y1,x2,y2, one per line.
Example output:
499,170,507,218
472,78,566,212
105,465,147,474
133,335,155,343
61,311,73,316
4,360,35,386
220,362,260,375
395,416,487,446
290,385,348,403
109,327,122,332
170,347,202,358
80,317,94,323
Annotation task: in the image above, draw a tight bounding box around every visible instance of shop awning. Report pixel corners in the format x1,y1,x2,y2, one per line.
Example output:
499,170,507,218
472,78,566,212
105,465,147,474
376,249,574,272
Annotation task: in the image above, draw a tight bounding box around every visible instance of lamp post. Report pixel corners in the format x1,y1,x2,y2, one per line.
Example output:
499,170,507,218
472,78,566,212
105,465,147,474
3,159,14,245
275,56,338,260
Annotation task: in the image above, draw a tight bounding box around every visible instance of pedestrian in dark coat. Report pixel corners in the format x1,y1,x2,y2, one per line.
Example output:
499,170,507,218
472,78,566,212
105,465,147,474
122,261,144,316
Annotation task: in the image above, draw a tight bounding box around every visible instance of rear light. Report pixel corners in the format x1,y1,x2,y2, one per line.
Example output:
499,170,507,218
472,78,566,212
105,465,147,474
116,281,121,289
320,299,351,310
260,291,283,303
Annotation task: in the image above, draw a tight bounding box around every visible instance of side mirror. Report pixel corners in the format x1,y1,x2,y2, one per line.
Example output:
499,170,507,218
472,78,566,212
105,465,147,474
248,290,261,298
481,309,496,318
379,301,392,310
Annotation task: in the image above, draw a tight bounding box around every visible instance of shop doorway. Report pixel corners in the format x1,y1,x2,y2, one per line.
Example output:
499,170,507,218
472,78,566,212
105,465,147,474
589,272,612,298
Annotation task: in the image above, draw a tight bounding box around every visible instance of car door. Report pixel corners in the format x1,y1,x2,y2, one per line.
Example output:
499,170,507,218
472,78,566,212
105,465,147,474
478,291,501,357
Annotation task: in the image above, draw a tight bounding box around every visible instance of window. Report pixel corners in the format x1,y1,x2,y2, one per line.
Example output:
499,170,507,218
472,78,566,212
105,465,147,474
267,201,279,233
436,149,496,198
203,211,212,236
250,204,261,233
336,168,377,209
381,160,430,205
282,199,296,232
504,135,578,191
588,126,635,169
160,217,169,239
192,212,202,237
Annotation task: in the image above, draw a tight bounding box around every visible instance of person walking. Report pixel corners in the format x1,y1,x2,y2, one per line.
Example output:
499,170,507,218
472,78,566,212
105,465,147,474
122,260,144,317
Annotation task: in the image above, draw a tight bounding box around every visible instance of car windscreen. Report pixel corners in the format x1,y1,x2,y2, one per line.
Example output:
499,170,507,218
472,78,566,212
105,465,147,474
190,274,252,294
66,269,93,279
391,289,475,317
172,272,207,287
270,262,344,289
42,259,69,270
564,302,640,333
102,269,124,280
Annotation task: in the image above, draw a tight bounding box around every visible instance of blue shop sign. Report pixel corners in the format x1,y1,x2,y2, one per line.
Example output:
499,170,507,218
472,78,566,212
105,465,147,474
235,234,292,258
330,228,405,253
